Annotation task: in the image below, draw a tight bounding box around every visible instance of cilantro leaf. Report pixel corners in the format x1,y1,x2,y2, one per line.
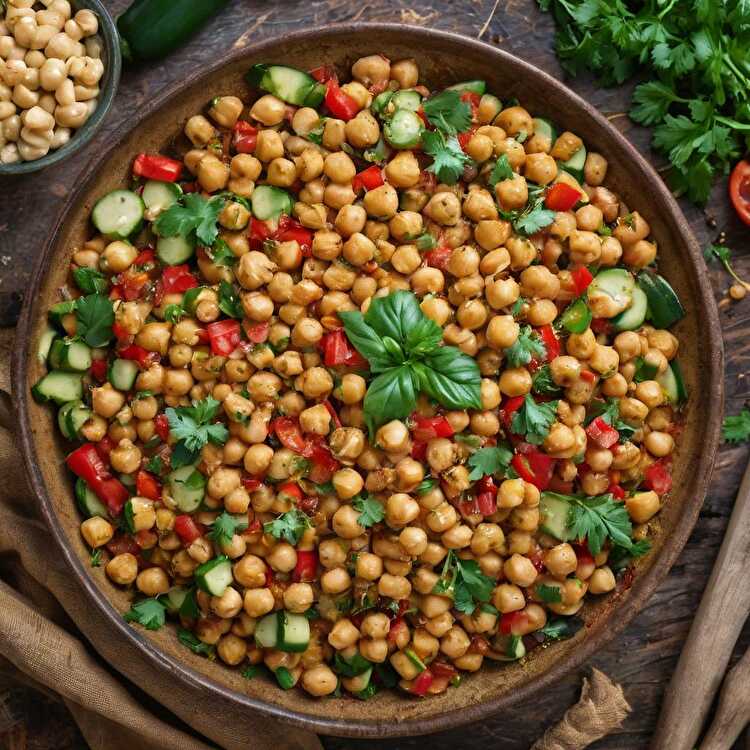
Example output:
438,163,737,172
705,243,748,287
565,493,634,555
154,193,224,246
416,477,437,495
532,364,563,396
433,551,494,615
723,407,750,443
263,509,312,545
218,280,244,319
177,627,215,657
73,267,108,295
209,511,248,545
487,154,514,190
536,583,563,603
510,394,559,445
514,204,556,235
164,303,184,324
352,495,385,528
422,130,472,185
538,616,583,642
422,90,472,134
467,445,513,481
124,598,166,630
75,294,114,347
166,397,228,465
210,238,237,267
504,325,546,368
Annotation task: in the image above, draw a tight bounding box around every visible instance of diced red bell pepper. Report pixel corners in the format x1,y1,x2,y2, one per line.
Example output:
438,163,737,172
249,217,272,250
580,369,597,383
133,153,182,182
571,266,594,297
232,120,258,154
500,610,529,636
206,319,241,356
411,414,455,442
111,322,131,342
644,459,672,496
174,514,204,545
241,476,263,492
512,448,556,491
90,358,107,382
305,443,340,484
243,320,269,344
351,165,384,193
95,436,115,462
501,395,526,429
476,490,497,516
133,248,156,267
135,470,161,501
544,182,582,212
323,399,343,429
310,65,335,83
324,79,360,120
118,343,158,369
278,482,303,504
154,414,170,442
275,217,313,255
538,325,561,362
425,245,453,271
457,125,477,151
66,444,129,516
609,483,626,499
411,441,427,462
411,668,434,696
271,417,307,453
293,550,318,582
161,265,198,295
321,329,368,368
586,416,620,449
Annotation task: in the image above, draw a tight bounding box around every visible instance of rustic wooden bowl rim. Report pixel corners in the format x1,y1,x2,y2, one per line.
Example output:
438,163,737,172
12,23,723,738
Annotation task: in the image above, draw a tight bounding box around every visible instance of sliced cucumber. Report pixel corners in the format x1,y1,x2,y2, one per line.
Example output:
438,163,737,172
611,286,648,332
588,268,635,314
251,185,293,220
532,117,557,150
165,585,189,614
391,89,422,112
372,90,394,116
57,401,77,439
108,358,139,391
37,326,57,364
31,371,83,405
195,555,233,596
559,144,587,183
157,234,195,265
49,338,92,372
560,297,592,334
446,80,486,95
75,477,109,518
58,400,92,440
142,180,182,216
48,300,77,330
494,634,526,661
383,109,423,149
254,612,279,648
637,271,685,329
480,94,502,122
657,361,687,404
539,492,573,541
277,611,310,653
246,64,324,107
91,189,144,239
167,465,206,512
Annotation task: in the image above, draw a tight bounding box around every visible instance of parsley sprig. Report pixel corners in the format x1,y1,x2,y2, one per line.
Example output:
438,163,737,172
510,394,559,445
264,509,312,545
155,193,224,246
165,397,229,468
705,244,749,289
353,495,385,528
504,325,546,368
467,444,513,481
433,550,495,615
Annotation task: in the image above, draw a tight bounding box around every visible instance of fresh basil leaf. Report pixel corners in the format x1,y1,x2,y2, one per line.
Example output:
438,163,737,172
415,346,482,410
364,365,417,437
405,315,443,355
363,290,425,351
338,310,400,373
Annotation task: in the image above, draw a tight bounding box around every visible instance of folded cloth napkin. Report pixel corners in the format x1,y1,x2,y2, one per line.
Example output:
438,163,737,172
0,328,320,750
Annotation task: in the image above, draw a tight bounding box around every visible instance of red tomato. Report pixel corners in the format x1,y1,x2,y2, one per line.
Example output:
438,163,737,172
411,669,434,696
321,329,367,368
351,165,385,193
241,476,263,492
570,266,594,296
538,324,560,361
133,153,182,182
154,414,170,442
729,160,750,226
89,358,107,382
324,79,360,120
512,447,556,491
425,246,453,271
174,514,204,545
411,440,427,461
500,611,529,636
591,317,612,335
500,395,526,429
457,125,477,151
244,320,269,344
293,550,318,582
271,417,306,453
586,416,620,449
545,182,582,211
248,217,272,249
411,414,455,442
135,470,161,501
644,459,673,495
309,65,335,83
118,343,158,369
274,217,313,253
161,265,198,294
305,443,340,484
277,482,303,503
233,120,258,154
206,319,241,356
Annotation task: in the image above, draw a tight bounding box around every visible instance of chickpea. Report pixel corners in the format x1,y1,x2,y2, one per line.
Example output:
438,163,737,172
624,239,657,268
80,516,113,548
243,588,275,618
136,567,169,596
424,191,461,226
354,552,383,582
584,152,608,186
524,152,557,185
384,149,420,188
626,491,661,524
109,439,141,474
589,566,616,594
345,109,379,148
390,58,418,88
92,383,125,418
301,664,338,696
321,567,351,594
495,174,528,211
499,367,532,397
378,573,411,600
503,553,538,587
329,618,360,650
105,552,137,585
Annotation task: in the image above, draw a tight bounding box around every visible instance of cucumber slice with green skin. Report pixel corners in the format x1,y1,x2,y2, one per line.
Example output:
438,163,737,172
141,180,182,216
108,358,139,391
277,611,310,652
383,109,423,149
48,300,77,330
390,89,422,112
246,64,323,107
49,338,92,372
57,401,77,439
479,94,502,122
372,90,394,116
446,80,487,95
363,137,391,165
637,271,685,329
37,326,57,364
58,400,91,440
588,268,635,313
559,144,587,183
75,477,109,518
167,465,206,512
157,234,195,265
195,555,233,596
254,612,279,648
532,117,557,147
611,286,648,332
274,666,297,689
633,357,659,383
251,185,294,220
657,361,688,404
493,634,526,661
164,586,189,614
31,371,83,405
559,297,592,334
91,189,144,239
539,492,573,541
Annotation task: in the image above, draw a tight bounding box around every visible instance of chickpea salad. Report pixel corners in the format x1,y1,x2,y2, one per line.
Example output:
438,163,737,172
32,54,688,700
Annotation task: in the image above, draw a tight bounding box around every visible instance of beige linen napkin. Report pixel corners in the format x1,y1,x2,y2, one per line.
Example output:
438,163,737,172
0,328,321,750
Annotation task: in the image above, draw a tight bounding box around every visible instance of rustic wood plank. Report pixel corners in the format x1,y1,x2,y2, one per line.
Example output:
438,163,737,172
1,1,749,747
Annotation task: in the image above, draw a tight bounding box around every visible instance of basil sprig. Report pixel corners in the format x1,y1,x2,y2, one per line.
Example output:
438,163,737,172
339,291,481,436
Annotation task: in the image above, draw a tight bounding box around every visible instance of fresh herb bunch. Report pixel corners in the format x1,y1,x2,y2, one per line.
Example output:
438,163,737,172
537,0,750,203
420,89,474,184
339,291,481,436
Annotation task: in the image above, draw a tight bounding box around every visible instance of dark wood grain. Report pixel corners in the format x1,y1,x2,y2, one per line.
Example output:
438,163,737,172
1,1,748,748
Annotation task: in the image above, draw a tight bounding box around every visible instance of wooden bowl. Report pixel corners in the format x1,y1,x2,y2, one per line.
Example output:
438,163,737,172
13,24,723,738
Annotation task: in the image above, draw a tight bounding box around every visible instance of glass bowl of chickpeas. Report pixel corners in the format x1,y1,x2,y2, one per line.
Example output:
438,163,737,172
16,24,721,737
0,0,120,174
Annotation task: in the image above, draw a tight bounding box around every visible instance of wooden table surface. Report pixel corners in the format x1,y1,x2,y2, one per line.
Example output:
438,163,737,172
1,1,749,748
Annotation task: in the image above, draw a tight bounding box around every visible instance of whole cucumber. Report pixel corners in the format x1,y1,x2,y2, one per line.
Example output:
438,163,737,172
117,0,230,63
